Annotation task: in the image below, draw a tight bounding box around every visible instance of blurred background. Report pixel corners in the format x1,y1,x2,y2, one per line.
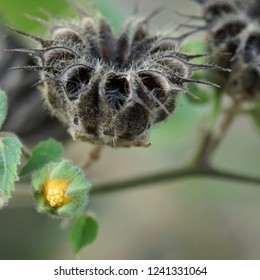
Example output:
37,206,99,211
1,0,260,260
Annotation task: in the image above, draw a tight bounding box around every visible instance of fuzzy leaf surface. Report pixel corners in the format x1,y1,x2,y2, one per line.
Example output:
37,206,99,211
0,89,7,129
70,215,99,254
0,137,22,208
19,139,63,176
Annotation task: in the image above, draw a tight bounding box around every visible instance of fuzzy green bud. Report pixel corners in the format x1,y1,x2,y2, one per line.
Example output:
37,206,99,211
32,160,91,217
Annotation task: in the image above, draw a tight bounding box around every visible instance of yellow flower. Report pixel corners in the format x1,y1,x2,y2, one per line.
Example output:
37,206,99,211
43,178,71,208
32,160,91,217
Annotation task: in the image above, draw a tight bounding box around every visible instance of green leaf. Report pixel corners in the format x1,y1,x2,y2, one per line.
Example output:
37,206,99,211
0,89,7,129
70,214,99,254
1,0,125,36
19,138,63,176
0,0,71,33
0,137,22,208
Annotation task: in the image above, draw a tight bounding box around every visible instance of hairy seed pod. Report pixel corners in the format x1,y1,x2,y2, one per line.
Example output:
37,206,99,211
195,0,260,100
9,3,227,147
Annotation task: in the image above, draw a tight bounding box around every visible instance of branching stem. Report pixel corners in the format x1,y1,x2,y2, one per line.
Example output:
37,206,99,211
10,164,260,208
92,165,260,194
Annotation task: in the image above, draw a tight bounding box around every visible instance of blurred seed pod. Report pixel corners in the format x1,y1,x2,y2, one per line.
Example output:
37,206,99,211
8,3,228,147
195,0,260,100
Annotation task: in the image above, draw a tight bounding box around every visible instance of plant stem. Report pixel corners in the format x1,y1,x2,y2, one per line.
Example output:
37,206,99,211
92,165,260,194
8,165,260,208
210,99,239,153
21,144,31,159
193,99,239,166
208,89,222,130
81,144,103,170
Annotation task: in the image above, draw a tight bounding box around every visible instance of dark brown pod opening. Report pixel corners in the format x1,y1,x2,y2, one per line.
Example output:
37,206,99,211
213,20,246,45
65,65,94,100
103,73,130,111
204,2,237,23
138,71,169,105
244,33,260,64
43,47,77,68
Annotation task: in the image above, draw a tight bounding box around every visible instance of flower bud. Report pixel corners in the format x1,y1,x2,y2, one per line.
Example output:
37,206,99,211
32,160,91,217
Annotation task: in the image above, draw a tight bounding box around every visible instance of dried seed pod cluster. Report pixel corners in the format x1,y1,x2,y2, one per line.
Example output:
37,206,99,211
10,3,224,147
196,0,260,100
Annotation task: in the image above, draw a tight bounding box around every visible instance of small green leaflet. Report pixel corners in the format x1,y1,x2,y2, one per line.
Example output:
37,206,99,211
19,138,63,176
0,89,7,129
70,215,99,254
0,137,22,208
